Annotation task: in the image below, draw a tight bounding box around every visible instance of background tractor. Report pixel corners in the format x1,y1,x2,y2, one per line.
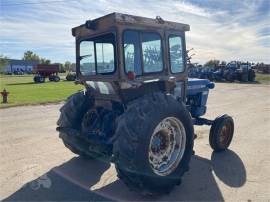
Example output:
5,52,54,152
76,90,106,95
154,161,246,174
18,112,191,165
221,61,255,82
56,13,235,195
188,61,256,83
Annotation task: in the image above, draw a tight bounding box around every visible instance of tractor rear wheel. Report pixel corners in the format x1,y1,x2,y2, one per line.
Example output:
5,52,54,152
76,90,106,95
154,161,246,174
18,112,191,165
209,115,234,152
113,93,194,195
62,137,92,159
57,91,96,158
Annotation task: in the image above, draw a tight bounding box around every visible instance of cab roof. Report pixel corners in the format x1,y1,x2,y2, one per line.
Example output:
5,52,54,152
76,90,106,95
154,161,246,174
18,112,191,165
72,12,190,37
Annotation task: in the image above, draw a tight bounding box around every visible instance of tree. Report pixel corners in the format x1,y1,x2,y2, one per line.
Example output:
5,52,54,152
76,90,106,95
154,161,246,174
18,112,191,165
71,63,76,72
59,63,65,73
0,54,9,73
221,61,227,65
22,51,51,64
22,51,40,62
40,58,51,65
64,61,71,72
64,61,75,72
204,59,220,67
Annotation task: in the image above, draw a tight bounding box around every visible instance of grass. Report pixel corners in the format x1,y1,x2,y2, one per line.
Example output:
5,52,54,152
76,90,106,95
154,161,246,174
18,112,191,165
0,75,83,108
0,72,269,108
255,72,270,84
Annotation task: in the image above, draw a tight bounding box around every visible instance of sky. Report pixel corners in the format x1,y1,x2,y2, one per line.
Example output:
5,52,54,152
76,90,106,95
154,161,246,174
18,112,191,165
0,0,269,64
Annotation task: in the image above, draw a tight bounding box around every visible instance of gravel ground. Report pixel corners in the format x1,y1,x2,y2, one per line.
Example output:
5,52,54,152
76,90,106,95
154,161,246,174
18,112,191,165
0,83,269,201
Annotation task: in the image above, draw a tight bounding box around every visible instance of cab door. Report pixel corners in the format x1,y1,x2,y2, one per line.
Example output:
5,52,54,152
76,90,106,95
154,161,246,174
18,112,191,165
166,31,188,101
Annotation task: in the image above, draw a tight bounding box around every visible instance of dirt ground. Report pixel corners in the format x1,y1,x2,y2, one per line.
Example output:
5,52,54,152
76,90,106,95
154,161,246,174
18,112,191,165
0,83,270,201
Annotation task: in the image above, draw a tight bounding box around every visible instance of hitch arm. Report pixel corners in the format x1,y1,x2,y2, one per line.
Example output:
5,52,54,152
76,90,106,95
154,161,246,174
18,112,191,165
193,117,213,126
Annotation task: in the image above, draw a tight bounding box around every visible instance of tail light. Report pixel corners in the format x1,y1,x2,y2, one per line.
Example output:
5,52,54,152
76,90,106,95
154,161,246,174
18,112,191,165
127,71,136,80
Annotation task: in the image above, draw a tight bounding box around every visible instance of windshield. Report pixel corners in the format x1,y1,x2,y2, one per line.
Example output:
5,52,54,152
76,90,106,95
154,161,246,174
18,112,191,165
79,33,115,75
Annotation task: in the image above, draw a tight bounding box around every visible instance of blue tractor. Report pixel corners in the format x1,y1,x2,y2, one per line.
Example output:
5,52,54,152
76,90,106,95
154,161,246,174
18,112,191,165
223,61,256,82
57,13,235,195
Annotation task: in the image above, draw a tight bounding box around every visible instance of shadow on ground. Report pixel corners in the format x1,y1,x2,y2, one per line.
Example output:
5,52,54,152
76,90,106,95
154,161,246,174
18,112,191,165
7,82,36,86
3,150,246,201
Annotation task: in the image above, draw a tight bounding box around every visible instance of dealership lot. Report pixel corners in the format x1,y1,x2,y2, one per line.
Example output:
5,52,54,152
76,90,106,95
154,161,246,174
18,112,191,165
0,83,269,201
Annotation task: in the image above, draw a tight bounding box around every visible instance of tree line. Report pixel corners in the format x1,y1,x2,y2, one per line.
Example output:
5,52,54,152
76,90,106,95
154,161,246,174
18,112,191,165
0,51,75,73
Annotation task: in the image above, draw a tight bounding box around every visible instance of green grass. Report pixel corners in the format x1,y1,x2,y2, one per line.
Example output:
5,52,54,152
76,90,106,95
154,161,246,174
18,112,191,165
0,75,83,108
256,73,270,84
0,72,269,108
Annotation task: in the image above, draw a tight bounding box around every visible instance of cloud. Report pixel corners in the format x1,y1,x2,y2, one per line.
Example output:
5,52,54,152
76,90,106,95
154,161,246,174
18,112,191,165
0,0,269,63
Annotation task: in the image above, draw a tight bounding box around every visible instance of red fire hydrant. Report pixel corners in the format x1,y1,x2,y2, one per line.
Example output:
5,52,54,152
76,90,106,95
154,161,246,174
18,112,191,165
1,89,9,103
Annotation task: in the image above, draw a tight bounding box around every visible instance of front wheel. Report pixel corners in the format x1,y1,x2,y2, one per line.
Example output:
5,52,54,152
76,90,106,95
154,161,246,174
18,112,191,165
209,115,234,152
113,93,194,195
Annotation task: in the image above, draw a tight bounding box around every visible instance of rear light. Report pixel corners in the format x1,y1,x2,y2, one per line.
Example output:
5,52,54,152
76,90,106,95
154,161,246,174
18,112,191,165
127,71,136,80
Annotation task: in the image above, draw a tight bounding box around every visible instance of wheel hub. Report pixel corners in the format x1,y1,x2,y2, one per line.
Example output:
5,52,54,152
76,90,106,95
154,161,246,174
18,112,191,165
148,117,186,176
219,122,232,146
151,129,170,153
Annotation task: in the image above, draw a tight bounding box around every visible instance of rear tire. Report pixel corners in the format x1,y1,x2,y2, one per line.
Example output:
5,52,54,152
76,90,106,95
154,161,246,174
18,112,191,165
57,91,96,158
209,115,234,152
62,140,90,158
113,93,194,195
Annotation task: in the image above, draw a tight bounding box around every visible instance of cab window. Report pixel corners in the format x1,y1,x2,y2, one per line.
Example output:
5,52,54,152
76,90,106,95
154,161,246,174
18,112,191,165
79,33,115,75
123,31,142,75
142,33,163,73
123,30,163,75
79,41,95,75
169,36,184,73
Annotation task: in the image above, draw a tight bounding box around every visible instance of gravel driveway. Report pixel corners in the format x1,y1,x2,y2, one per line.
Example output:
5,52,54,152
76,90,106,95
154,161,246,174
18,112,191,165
0,83,269,201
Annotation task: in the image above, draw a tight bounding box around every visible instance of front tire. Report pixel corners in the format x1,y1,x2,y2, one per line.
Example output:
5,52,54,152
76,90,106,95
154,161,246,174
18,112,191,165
113,93,194,195
209,114,234,152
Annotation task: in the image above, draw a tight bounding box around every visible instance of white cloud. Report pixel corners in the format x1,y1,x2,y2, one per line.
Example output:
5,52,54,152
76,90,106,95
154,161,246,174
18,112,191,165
0,0,269,63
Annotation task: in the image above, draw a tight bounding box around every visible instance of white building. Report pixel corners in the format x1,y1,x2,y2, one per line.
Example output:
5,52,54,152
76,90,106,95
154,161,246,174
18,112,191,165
4,59,39,73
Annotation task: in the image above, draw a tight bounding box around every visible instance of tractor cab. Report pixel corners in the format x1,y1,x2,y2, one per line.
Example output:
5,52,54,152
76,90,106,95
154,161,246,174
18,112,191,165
72,13,189,103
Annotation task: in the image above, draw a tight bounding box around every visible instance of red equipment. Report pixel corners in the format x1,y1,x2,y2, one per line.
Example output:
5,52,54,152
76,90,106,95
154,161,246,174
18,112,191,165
33,64,60,83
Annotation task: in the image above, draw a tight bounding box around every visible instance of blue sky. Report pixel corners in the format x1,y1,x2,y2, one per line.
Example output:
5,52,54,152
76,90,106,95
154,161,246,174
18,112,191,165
0,0,269,64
